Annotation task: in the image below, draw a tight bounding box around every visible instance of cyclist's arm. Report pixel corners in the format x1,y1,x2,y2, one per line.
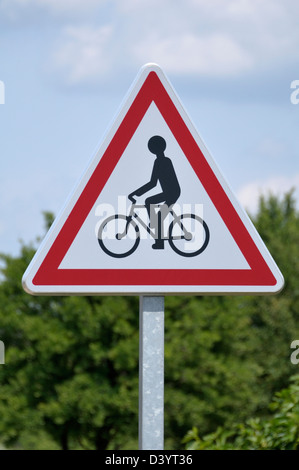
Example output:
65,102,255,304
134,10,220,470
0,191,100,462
130,162,158,197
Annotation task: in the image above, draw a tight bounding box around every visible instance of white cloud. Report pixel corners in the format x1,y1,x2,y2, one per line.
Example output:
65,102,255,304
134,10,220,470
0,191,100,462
2,0,299,83
131,0,299,76
133,32,253,77
237,174,299,214
0,0,103,15
52,25,114,84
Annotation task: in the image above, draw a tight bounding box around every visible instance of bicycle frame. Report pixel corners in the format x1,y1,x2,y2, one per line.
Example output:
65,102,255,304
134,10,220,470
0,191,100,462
119,203,192,241
121,204,156,240
98,202,209,258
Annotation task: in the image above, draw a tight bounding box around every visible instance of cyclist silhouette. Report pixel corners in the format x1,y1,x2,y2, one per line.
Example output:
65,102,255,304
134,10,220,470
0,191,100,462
129,135,181,249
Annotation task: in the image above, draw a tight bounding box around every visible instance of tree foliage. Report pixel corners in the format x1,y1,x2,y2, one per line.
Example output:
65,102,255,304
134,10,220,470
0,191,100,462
0,240,140,449
0,191,298,449
183,374,299,450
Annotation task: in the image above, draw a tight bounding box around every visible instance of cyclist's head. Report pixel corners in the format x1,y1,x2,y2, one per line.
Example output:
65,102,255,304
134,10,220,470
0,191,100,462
148,135,166,155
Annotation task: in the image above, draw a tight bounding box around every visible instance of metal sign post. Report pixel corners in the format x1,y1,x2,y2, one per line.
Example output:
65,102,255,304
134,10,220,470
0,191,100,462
139,296,164,450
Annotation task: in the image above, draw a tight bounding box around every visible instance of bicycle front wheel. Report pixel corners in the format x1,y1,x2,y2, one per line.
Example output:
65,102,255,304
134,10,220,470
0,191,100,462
98,215,140,258
168,214,210,257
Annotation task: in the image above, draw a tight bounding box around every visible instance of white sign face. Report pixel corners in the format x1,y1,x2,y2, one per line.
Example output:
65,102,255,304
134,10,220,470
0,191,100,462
22,64,284,295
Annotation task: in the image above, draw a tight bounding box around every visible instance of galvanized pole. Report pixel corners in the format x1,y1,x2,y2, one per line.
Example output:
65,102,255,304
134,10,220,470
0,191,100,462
139,296,164,450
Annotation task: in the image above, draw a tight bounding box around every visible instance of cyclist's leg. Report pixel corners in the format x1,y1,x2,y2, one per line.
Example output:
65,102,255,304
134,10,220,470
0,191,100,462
145,193,166,248
145,193,165,220
163,198,178,239
145,194,176,223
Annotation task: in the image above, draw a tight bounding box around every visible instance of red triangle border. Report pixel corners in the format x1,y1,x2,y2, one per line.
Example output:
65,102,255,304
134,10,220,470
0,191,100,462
33,71,276,288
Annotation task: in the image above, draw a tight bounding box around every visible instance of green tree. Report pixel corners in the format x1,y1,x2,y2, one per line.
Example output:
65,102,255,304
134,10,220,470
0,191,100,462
244,190,299,399
183,374,299,450
0,235,140,449
182,191,299,449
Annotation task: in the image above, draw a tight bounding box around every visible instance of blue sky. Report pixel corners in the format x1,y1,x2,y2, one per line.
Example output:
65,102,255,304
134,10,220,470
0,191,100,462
0,0,298,256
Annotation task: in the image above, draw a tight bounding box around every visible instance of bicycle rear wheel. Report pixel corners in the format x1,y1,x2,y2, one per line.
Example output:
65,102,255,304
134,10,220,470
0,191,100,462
168,214,209,257
98,214,140,258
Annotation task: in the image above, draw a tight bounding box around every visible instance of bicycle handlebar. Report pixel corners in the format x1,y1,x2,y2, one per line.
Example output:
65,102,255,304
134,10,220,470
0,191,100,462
128,194,136,204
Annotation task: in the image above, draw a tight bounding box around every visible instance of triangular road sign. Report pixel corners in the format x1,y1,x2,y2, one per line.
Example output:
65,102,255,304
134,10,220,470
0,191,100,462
23,63,284,295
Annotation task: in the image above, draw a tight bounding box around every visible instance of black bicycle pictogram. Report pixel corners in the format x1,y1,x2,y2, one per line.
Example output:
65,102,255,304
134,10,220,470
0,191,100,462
97,135,210,258
97,196,210,258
